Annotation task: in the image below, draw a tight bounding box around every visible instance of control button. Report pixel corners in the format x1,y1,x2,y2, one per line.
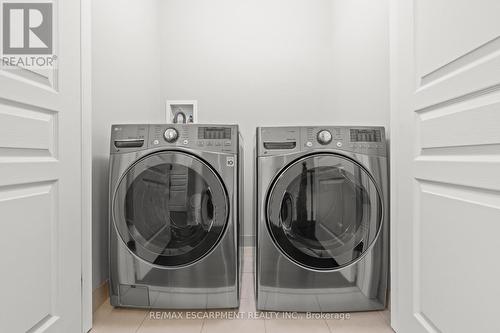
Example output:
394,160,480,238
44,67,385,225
153,139,159,145
183,139,189,145
215,142,222,146
317,130,333,145
306,141,313,147
197,141,204,146
163,128,178,143
207,141,213,146
224,141,231,146
336,141,343,148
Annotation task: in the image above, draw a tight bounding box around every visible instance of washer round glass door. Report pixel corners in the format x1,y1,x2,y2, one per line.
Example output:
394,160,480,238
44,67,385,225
113,151,228,267
266,153,383,271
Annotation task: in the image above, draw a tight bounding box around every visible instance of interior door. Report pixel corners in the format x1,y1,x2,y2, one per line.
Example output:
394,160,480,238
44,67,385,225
0,1,83,332
266,153,383,271
391,0,500,332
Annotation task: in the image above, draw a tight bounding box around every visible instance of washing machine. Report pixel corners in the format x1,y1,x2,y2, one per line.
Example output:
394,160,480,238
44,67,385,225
109,124,243,309
255,126,388,312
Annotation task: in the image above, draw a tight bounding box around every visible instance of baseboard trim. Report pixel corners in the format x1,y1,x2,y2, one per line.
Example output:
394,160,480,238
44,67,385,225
92,280,109,313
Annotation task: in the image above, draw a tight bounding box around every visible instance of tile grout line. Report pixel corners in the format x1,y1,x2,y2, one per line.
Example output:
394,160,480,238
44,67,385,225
324,318,334,333
199,318,206,333
373,310,390,326
325,317,338,333
377,310,395,332
376,309,391,326
134,308,150,333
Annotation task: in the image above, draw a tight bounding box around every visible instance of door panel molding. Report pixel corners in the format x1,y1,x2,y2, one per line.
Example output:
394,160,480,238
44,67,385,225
0,0,59,91
414,0,500,79
0,180,59,332
391,0,500,332
415,180,500,332
418,89,500,149
420,36,500,85
0,98,58,159
0,0,83,331
415,53,500,110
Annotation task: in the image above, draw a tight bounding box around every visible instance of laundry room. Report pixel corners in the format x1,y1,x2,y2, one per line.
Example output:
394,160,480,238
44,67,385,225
1,0,499,333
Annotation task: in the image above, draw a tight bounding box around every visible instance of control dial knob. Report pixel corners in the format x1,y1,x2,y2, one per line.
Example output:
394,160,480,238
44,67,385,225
317,130,332,145
164,128,179,143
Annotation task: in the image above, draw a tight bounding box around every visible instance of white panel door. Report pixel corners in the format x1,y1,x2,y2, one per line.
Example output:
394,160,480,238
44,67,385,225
0,0,82,332
391,0,500,332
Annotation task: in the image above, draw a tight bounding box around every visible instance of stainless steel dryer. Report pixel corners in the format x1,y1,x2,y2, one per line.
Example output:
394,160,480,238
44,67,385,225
255,126,388,312
109,124,243,309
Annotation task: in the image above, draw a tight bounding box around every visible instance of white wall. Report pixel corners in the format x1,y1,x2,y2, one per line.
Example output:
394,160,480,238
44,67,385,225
91,0,162,289
92,0,390,289
158,0,390,241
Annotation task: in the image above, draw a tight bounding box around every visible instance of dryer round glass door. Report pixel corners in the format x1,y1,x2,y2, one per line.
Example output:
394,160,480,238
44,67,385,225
113,151,229,267
266,153,383,271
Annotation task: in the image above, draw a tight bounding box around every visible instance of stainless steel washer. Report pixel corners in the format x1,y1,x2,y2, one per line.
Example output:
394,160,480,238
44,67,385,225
255,126,388,312
109,124,243,309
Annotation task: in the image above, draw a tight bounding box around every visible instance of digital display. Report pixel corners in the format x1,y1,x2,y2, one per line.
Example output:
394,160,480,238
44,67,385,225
350,129,381,142
198,127,231,140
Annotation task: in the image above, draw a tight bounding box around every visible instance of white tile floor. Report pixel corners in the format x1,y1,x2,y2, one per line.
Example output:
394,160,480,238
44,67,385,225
92,248,393,333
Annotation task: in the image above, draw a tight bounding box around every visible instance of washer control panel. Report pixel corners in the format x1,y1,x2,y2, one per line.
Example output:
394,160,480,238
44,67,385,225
303,127,385,155
257,126,386,156
317,130,333,145
110,124,148,153
110,124,238,154
163,128,179,143
149,124,237,153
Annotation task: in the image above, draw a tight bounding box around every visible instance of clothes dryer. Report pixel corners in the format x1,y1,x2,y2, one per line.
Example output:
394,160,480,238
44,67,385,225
255,126,388,312
109,124,243,309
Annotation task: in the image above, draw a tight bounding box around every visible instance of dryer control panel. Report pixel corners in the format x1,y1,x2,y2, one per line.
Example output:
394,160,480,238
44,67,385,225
110,124,238,154
257,126,387,157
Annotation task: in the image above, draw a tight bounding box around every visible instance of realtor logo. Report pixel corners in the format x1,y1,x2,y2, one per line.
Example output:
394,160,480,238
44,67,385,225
2,3,53,54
